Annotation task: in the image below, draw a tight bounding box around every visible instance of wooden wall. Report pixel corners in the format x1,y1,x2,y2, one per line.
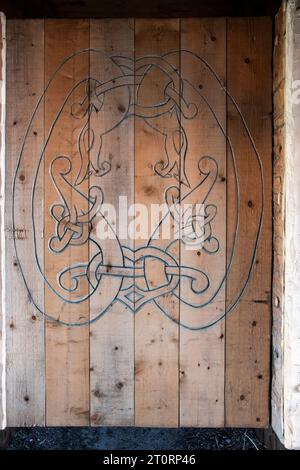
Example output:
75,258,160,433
272,0,300,449
1,17,272,427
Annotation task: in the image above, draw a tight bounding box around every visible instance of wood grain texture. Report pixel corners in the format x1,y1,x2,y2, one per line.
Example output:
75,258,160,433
272,1,287,441
283,0,300,449
134,19,180,427
44,19,90,425
1,17,274,429
89,19,134,426
5,19,45,426
271,0,300,449
179,18,226,427
0,12,5,430
225,17,272,427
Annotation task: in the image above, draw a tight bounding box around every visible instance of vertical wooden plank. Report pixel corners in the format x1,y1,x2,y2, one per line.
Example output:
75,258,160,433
283,0,300,449
5,19,45,426
225,18,272,427
270,0,300,448
89,19,134,426
180,18,226,427
44,19,90,425
134,19,180,426
0,12,6,430
272,1,287,441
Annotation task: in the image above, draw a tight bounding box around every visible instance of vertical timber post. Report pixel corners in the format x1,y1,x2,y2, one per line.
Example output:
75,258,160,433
273,0,300,449
0,11,6,431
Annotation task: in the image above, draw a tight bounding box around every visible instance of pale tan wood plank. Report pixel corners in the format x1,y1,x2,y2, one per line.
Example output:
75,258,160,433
225,17,272,427
272,3,287,440
179,18,226,427
282,0,300,449
89,19,134,426
44,19,90,425
134,19,180,426
0,12,6,429
5,19,45,426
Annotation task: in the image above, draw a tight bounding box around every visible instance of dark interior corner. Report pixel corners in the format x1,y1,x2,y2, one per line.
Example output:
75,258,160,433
0,0,282,19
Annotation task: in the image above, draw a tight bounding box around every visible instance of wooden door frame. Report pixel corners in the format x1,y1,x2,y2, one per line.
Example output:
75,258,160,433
272,0,300,450
0,11,5,432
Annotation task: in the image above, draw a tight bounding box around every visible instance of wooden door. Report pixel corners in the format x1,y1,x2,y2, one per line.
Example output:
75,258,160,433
2,17,272,427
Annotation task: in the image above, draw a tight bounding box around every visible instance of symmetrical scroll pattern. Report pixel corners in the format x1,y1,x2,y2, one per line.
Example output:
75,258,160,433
13,50,264,328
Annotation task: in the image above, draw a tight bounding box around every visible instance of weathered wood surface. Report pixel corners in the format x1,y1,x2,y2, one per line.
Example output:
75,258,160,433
2,18,273,428
0,12,5,430
44,19,90,426
271,0,300,449
134,19,180,427
225,17,272,427
5,19,45,426
282,0,300,450
89,18,134,426
179,18,226,427
272,0,287,442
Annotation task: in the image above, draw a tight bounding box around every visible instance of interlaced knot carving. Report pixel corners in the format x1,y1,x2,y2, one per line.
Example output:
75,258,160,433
13,49,263,328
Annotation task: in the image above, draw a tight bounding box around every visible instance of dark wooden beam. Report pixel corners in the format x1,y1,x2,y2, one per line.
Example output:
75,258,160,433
0,0,282,18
